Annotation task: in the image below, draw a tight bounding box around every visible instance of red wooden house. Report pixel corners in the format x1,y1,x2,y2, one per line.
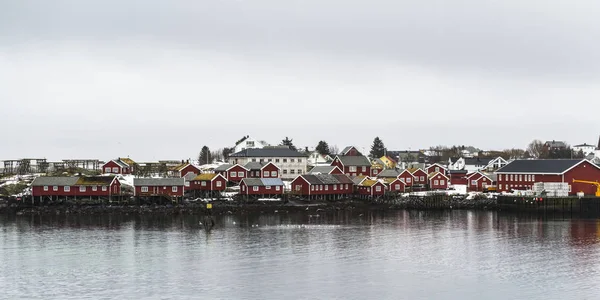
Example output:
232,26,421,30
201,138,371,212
244,162,281,178
426,163,447,176
340,146,362,156
331,155,371,177
291,174,354,199
383,178,406,193
133,178,185,201
467,172,494,192
169,162,201,179
428,172,449,190
102,157,135,175
240,178,285,197
356,179,386,198
408,168,428,185
448,170,469,185
214,164,249,182
189,173,227,192
31,176,121,200
398,169,416,186
496,159,600,195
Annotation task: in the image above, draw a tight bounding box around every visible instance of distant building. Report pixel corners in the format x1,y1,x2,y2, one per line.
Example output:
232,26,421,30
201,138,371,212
228,146,307,180
572,143,596,155
543,140,568,152
233,136,270,153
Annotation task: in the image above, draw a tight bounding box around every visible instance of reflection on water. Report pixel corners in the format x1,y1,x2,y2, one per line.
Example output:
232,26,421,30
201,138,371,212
1,211,600,299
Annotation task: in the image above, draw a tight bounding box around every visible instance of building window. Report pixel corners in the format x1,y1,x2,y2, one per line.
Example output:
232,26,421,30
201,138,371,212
253,186,259,191
268,159,272,162
291,159,295,163
297,169,302,175
283,159,288,163
373,170,378,175
440,180,445,185
112,167,119,173
333,185,337,190
201,181,207,186
64,186,70,192
216,181,222,187
345,184,349,190
266,186,271,190
510,174,513,181
406,178,411,183
325,185,329,191
276,186,280,191
102,186,107,191
298,159,302,163
263,171,269,177
349,166,357,172
172,186,178,192
471,180,477,186
290,170,296,174
569,185,572,192
230,171,236,178
252,159,256,162
259,159,264,163
498,174,502,181
435,167,440,172
141,186,148,192
311,185,314,191
434,180,439,185
53,186,58,191
519,175,522,182
296,185,301,191
271,171,277,177
499,184,502,190
92,186,97,191
276,159,280,163
283,170,288,174
237,171,244,177
105,167,111,173
395,184,400,190
362,166,367,172
43,186,48,191
242,185,245,191
79,186,86,192
376,186,381,192
420,176,424,181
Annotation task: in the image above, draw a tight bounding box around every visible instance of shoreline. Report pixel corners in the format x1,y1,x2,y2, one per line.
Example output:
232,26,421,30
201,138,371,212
0,197,499,216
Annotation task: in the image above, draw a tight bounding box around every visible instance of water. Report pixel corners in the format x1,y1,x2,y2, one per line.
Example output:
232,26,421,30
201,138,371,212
2,211,600,299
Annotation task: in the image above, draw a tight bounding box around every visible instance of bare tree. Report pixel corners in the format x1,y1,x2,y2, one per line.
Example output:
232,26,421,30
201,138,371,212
527,140,546,158
501,148,526,159
330,145,340,156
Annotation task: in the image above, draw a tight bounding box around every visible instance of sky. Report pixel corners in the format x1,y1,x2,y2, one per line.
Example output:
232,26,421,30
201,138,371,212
1,0,599,162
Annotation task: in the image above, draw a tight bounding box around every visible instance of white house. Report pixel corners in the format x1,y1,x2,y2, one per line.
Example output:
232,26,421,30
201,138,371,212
233,136,270,154
449,157,508,173
572,143,596,155
307,151,333,167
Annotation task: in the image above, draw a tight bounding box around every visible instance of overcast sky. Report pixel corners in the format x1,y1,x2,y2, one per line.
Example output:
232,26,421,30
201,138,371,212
1,0,599,161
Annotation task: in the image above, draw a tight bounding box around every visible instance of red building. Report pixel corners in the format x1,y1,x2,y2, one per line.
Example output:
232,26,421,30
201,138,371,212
384,178,406,193
356,179,386,197
31,176,121,200
496,159,600,195
240,178,285,196
307,166,344,175
214,164,249,182
448,170,468,185
340,146,362,156
466,172,494,192
331,155,372,177
409,168,428,185
244,162,280,178
133,178,185,200
398,169,416,186
429,172,449,190
188,173,227,192
426,163,447,176
291,174,354,199
102,157,135,175
169,162,201,179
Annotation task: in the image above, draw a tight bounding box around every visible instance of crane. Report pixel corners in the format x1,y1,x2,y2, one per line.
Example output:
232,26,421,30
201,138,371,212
572,179,600,197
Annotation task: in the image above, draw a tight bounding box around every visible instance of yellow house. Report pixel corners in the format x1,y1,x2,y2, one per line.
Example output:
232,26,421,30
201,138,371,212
379,156,397,169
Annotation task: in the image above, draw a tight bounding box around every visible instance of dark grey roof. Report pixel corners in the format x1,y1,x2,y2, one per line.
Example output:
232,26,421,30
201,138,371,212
299,174,354,185
333,174,355,184
214,164,233,171
464,157,493,166
336,155,371,167
229,147,307,158
307,166,338,174
315,174,340,185
244,162,264,170
133,178,185,186
242,178,284,186
574,143,594,147
377,169,400,178
341,146,356,155
31,176,79,186
299,175,323,185
496,159,585,174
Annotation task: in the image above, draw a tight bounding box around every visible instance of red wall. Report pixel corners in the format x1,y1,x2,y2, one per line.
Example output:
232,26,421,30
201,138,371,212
429,174,449,190
261,163,280,178
135,185,184,197
398,172,415,186
240,183,284,195
426,165,447,176
387,180,406,192
225,165,248,182
331,158,370,177
357,183,385,196
290,177,352,196
32,181,121,197
179,165,201,178
412,169,428,185
189,177,227,191
564,161,600,195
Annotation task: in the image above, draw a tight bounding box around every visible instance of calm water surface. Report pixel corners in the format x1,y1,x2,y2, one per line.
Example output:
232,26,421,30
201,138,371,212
2,211,600,299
